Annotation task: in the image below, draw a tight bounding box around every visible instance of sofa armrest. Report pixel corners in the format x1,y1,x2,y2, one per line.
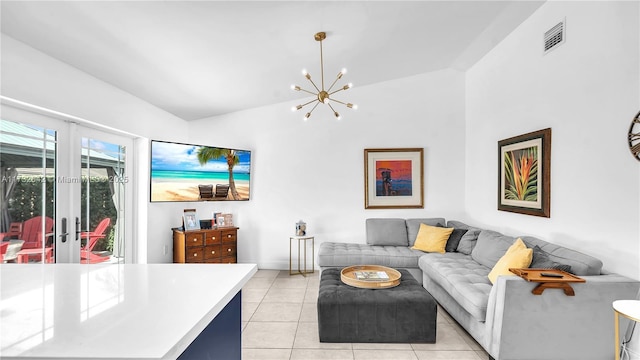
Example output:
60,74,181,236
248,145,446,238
485,274,640,360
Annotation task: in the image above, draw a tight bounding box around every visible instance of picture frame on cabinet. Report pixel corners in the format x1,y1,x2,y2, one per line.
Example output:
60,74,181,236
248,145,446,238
183,208,200,231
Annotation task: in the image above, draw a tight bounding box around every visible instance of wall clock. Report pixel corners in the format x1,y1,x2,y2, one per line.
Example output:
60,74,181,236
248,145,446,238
630,111,640,161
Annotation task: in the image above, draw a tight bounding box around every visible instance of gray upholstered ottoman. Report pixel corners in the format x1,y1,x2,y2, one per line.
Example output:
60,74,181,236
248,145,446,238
317,268,437,343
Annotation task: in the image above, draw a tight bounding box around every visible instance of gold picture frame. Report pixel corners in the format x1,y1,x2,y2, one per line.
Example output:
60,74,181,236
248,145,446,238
498,128,551,217
364,148,424,209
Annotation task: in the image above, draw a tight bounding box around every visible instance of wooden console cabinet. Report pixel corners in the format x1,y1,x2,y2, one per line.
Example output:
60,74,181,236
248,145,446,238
173,227,238,264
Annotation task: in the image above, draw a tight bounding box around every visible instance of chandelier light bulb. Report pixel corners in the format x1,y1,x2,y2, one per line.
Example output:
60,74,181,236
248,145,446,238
341,68,347,75
302,69,308,75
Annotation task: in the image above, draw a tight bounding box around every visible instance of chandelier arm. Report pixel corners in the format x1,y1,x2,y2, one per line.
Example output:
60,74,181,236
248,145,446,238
298,98,319,110
328,98,348,106
309,101,320,114
305,77,321,93
296,87,318,96
327,103,340,118
326,77,342,93
328,87,347,96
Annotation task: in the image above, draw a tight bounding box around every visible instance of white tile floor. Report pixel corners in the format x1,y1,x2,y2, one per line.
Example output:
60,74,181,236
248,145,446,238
242,270,490,360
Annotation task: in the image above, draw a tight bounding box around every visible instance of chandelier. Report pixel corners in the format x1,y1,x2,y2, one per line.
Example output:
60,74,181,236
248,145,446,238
291,32,357,120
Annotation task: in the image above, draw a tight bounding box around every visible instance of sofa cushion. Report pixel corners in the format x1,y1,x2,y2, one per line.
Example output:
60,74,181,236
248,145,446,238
412,224,454,254
471,230,517,269
366,218,409,246
406,218,446,246
520,236,603,275
445,228,468,252
488,238,533,284
530,245,573,273
419,252,493,322
318,242,424,268
447,220,482,254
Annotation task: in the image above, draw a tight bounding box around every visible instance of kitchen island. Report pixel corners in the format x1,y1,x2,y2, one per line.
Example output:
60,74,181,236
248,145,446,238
0,263,257,359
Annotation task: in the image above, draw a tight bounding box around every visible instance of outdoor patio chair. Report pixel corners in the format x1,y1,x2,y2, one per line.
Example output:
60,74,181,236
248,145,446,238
214,184,230,199
80,218,111,264
198,184,214,200
3,240,25,263
19,216,54,249
0,222,23,241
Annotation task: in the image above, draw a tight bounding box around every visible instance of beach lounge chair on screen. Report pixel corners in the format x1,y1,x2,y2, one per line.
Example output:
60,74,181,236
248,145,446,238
198,185,214,200
214,184,230,199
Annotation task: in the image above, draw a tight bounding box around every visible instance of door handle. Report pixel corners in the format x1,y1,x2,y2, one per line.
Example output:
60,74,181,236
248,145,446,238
59,217,68,243
75,217,80,241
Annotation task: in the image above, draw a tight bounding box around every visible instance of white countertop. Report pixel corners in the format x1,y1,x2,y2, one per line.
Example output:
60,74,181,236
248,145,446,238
0,263,257,359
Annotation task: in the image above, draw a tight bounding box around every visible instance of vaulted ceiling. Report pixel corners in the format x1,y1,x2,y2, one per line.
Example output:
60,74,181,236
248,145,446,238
1,1,544,120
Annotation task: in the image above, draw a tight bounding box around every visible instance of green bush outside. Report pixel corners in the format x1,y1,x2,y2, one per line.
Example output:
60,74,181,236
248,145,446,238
8,175,117,251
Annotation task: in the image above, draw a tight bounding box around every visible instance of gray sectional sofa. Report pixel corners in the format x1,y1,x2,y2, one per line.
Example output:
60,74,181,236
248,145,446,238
317,218,640,360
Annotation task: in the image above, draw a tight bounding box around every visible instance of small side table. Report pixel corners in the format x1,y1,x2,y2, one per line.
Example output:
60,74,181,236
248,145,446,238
613,300,640,360
289,235,314,276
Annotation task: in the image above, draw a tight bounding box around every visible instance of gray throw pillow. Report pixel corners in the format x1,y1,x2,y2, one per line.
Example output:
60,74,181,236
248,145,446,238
530,245,573,273
457,229,481,255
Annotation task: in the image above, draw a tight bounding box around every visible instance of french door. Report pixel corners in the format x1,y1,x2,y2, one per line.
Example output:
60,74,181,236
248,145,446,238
0,100,133,264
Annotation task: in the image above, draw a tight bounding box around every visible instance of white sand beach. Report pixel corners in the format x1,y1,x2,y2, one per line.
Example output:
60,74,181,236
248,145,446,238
151,180,250,202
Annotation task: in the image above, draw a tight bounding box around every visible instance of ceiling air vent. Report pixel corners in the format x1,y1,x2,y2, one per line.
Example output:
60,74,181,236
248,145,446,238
544,19,565,53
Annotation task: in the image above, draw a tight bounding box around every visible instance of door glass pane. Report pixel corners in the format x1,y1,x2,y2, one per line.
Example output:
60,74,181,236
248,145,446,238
0,119,55,263
80,137,125,264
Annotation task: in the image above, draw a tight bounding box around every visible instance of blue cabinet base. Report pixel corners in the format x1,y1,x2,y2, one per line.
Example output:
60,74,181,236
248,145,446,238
178,291,242,360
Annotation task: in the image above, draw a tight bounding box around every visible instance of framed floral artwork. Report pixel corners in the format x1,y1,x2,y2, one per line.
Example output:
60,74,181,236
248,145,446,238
498,128,551,217
364,148,424,209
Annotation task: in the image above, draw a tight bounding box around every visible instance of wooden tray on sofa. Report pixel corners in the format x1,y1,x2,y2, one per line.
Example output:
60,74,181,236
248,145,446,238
509,268,585,296
341,265,401,289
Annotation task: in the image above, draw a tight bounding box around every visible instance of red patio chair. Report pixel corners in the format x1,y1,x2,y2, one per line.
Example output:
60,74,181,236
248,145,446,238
19,216,54,249
80,218,111,264
0,222,23,241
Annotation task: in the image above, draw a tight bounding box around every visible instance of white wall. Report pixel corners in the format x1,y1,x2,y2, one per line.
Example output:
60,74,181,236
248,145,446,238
188,69,467,269
465,2,640,278
1,34,189,263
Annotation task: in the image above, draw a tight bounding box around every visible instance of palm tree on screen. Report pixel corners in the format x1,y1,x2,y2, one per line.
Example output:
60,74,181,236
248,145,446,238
196,147,240,200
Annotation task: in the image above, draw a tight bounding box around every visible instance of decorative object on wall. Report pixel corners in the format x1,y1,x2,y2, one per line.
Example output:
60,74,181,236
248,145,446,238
183,208,200,231
290,31,357,121
628,110,640,161
150,140,251,202
296,220,307,236
364,148,424,209
498,128,551,218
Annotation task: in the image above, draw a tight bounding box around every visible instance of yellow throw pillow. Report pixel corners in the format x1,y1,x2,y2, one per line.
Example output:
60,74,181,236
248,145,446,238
488,238,533,284
411,224,454,254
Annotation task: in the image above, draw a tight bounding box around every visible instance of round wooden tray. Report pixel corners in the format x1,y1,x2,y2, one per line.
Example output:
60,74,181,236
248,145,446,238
340,265,402,289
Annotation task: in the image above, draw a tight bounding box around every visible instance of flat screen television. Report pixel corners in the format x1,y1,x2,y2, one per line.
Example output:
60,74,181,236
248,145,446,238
150,140,251,202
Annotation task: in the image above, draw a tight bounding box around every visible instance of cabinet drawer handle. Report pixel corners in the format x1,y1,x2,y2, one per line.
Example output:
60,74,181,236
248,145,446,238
211,251,215,254
193,253,198,257
212,236,216,240
192,238,198,242
227,235,232,238
227,248,232,252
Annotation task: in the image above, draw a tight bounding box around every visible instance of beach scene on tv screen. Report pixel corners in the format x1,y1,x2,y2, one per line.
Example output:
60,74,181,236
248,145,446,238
151,141,251,202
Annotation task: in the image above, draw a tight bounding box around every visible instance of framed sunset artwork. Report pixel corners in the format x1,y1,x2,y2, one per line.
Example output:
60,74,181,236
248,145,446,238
498,128,551,217
364,148,424,209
